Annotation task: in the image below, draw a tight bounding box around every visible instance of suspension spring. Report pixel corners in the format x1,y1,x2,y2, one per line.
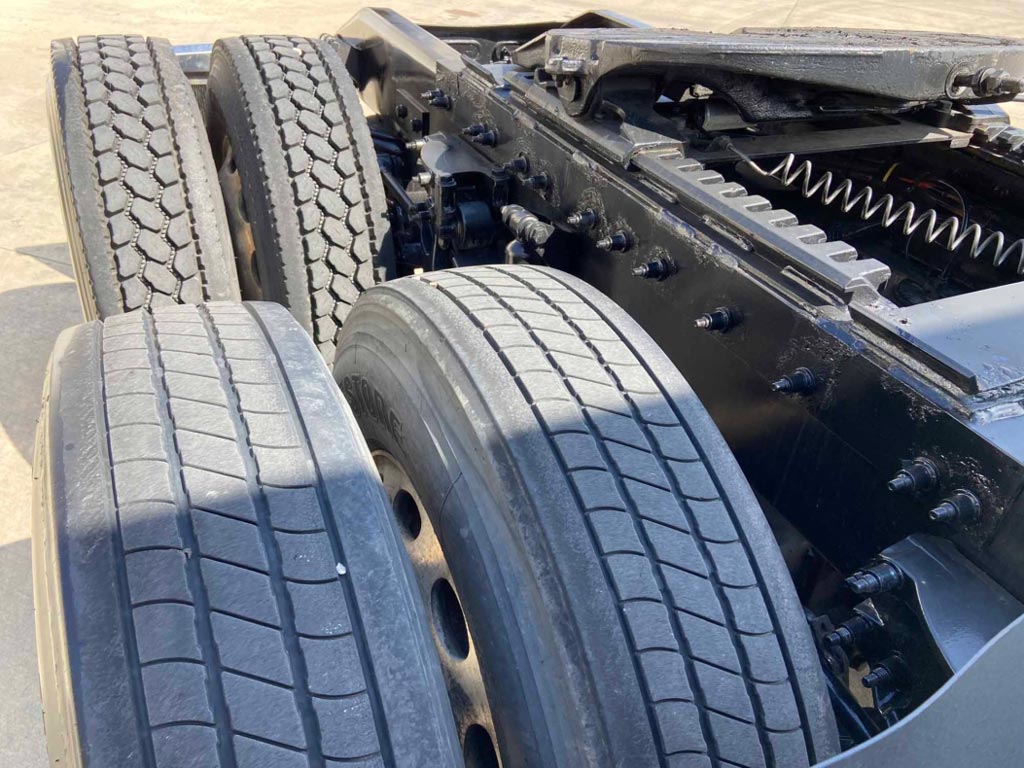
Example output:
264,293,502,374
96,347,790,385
728,146,1024,276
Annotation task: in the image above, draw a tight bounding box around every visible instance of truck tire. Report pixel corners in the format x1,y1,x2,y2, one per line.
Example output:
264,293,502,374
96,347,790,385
336,265,839,768
48,36,239,319
206,35,395,365
32,302,461,767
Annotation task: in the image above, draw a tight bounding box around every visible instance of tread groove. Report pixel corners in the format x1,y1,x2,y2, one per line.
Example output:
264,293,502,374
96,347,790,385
146,311,236,766
98,324,159,768
197,304,325,767
245,303,395,766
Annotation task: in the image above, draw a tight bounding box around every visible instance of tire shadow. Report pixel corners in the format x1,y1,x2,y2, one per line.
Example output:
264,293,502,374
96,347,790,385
0,281,81,463
0,537,47,768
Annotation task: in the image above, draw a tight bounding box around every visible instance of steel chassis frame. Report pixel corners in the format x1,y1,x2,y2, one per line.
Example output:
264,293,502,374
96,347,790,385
326,8,1024,756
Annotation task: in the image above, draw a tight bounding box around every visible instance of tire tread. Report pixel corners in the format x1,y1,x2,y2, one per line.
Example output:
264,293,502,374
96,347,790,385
96,305,388,765
49,35,237,317
416,265,815,768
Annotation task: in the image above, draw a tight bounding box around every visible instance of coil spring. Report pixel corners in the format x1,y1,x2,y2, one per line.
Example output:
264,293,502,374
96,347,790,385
730,148,1024,276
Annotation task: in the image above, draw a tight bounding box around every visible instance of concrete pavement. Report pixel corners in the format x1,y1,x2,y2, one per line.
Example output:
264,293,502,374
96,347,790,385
2,2,1022,764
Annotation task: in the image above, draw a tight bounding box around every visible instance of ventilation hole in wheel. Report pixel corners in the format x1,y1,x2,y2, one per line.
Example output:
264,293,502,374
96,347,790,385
392,489,422,541
464,724,499,768
431,578,470,660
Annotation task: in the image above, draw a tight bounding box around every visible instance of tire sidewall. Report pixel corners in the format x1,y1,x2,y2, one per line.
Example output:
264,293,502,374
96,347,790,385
207,40,308,328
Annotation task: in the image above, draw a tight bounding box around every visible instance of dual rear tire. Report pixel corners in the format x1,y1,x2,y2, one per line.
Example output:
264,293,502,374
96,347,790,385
42,30,839,768
48,34,391,368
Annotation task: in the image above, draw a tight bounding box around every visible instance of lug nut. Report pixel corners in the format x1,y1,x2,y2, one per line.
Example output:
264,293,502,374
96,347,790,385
770,367,819,395
413,171,433,186
887,457,940,494
504,156,529,174
597,231,632,251
567,208,597,229
469,130,498,147
632,258,673,279
845,561,903,595
523,173,550,190
929,489,982,524
695,307,736,331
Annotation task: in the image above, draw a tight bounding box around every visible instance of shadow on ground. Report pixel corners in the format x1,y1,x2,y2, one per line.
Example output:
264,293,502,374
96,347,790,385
0,537,47,764
0,280,80,462
16,243,75,280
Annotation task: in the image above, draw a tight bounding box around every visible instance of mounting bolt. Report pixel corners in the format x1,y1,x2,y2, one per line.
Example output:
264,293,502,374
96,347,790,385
411,117,424,132
887,457,940,494
845,561,903,596
461,124,486,136
632,259,674,279
862,656,907,690
823,625,855,650
523,173,550,191
413,171,433,186
929,489,982,524
770,367,819,395
862,666,892,689
469,130,498,147
395,103,408,119
695,307,736,332
597,231,632,251
504,155,529,175
421,89,452,109
405,139,426,152
567,208,597,229
823,615,875,651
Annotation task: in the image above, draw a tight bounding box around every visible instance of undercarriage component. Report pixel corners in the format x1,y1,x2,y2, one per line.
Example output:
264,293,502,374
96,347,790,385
334,9,1024,755
513,28,1024,119
49,35,239,318
37,11,1024,767
731,148,1024,275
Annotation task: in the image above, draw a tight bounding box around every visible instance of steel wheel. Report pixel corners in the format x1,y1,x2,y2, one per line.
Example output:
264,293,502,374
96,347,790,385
374,451,500,767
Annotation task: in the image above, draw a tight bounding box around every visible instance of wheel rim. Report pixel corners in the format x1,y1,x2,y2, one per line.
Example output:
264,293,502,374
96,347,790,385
217,138,261,299
373,451,501,767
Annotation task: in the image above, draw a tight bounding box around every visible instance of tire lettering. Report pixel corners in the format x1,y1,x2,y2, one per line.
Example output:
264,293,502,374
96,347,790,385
341,375,403,446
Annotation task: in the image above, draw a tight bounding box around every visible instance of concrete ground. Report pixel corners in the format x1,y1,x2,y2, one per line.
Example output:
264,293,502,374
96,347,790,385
1,1,1022,764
